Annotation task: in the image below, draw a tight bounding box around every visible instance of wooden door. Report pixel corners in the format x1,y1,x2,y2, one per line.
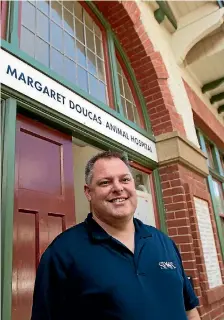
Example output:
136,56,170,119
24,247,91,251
12,115,76,320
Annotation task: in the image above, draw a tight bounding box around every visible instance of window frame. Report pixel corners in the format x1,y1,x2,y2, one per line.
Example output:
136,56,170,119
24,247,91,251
197,129,224,259
130,161,161,230
1,1,9,40
3,0,153,140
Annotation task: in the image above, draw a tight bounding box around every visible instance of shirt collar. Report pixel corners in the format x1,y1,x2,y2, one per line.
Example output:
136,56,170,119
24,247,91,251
85,213,152,241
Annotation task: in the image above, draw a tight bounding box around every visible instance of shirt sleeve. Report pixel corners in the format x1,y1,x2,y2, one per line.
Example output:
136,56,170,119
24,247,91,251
31,245,70,320
172,240,199,311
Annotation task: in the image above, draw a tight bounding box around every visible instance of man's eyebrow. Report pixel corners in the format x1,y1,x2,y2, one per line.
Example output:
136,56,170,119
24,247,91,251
97,173,132,181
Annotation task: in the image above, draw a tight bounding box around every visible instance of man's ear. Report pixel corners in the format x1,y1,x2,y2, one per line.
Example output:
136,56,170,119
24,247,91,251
84,184,91,201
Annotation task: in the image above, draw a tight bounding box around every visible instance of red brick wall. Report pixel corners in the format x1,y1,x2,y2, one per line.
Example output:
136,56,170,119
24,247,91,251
184,81,224,150
95,1,186,137
160,163,224,319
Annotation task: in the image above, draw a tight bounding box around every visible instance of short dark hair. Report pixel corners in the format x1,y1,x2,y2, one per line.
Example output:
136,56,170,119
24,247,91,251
85,151,131,184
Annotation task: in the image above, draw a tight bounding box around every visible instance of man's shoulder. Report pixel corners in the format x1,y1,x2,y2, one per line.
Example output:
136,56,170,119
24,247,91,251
48,221,88,252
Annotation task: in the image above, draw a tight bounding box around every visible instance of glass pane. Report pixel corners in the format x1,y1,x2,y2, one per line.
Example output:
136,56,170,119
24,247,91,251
36,37,50,67
123,79,132,102
63,1,73,13
37,10,49,42
51,48,64,75
89,75,98,98
133,106,141,127
20,27,35,57
98,81,107,104
64,32,76,60
51,22,63,51
37,0,49,15
126,101,135,122
51,1,62,25
94,24,101,38
64,57,76,85
75,19,85,43
87,50,97,76
97,58,105,82
121,97,128,118
77,41,86,68
74,2,83,21
22,1,35,32
118,75,124,96
95,37,103,58
86,28,95,52
205,141,215,168
117,60,122,75
84,11,93,30
213,180,224,214
77,66,88,92
64,9,74,35
133,169,150,193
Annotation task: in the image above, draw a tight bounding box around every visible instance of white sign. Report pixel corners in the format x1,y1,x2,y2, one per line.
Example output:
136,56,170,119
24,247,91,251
194,197,222,289
0,49,157,162
135,190,156,227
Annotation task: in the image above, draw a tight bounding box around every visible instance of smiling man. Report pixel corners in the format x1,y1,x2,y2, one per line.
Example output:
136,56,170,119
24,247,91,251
31,151,200,320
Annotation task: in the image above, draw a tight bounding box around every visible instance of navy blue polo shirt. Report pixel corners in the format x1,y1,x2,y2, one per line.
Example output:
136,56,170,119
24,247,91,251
31,213,199,320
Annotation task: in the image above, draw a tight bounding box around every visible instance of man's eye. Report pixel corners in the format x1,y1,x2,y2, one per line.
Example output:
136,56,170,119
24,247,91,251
122,177,131,183
100,181,109,186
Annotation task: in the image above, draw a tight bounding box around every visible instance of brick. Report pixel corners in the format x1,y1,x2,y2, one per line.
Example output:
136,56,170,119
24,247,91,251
168,228,178,236
163,189,173,197
171,235,192,244
167,218,188,228
173,195,185,202
180,252,194,261
177,226,190,235
180,244,194,252
175,209,188,219
161,181,171,189
163,196,173,204
165,202,186,212
183,261,196,269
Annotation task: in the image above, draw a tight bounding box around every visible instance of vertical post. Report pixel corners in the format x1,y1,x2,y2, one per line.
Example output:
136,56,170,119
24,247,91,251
153,168,167,233
9,0,19,48
1,98,17,320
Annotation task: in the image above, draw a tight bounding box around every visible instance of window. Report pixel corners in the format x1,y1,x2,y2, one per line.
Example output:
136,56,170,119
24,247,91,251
15,1,147,129
1,1,8,39
212,179,224,216
116,56,144,129
197,132,224,245
20,0,108,104
205,140,215,169
132,167,157,227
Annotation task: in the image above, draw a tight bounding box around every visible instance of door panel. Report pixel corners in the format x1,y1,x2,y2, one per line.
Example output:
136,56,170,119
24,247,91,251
12,115,76,320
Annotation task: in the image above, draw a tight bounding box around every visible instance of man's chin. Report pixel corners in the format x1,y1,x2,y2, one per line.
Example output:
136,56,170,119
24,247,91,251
111,210,134,219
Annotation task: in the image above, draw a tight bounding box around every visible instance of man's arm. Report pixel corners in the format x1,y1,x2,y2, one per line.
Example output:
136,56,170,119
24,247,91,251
187,308,201,320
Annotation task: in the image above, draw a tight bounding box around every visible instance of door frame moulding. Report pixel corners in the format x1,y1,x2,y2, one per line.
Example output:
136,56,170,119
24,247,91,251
1,98,17,320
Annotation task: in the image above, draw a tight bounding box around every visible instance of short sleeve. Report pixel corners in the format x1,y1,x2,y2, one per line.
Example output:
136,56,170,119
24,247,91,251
172,240,199,311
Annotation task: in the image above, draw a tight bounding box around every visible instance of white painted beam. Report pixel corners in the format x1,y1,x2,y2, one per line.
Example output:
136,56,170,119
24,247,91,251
172,3,224,65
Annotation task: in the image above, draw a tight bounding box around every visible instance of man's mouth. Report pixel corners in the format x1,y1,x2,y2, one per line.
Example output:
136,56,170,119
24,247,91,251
108,197,128,203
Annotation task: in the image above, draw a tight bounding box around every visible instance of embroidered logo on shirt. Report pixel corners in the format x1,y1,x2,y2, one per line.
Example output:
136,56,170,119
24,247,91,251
159,262,176,270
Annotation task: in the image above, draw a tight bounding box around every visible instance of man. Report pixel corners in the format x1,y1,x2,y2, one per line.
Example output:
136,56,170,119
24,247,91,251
31,151,200,320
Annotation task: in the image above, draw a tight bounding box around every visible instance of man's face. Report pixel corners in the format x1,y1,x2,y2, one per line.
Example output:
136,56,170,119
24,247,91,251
84,158,137,224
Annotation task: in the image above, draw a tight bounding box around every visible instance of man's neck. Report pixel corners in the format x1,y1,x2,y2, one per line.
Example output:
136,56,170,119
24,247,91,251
92,213,135,239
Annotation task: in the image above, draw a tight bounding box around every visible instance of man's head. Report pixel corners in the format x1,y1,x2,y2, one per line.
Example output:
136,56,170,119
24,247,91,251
84,151,137,225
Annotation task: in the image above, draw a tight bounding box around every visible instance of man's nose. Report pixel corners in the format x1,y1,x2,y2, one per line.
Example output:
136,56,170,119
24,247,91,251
112,180,123,192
